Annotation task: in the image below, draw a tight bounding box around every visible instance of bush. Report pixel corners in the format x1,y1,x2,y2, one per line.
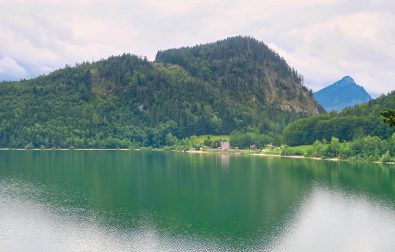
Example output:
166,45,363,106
280,145,304,156
24,143,33,149
381,151,393,163
230,129,275,149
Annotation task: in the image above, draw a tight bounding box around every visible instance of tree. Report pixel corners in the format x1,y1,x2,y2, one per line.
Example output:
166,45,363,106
382,110,395,127
381,151,393,163
165,133,177,146
321,137,340,158
311,140,324,157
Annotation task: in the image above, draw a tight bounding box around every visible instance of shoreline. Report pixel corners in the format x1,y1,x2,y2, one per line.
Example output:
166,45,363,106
184,150,340,162
188,150,394,165
250,153,341,162
0,148,393,165
0,148,131,151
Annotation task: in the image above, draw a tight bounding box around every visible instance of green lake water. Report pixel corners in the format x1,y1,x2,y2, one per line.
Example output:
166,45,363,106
0,151,394,251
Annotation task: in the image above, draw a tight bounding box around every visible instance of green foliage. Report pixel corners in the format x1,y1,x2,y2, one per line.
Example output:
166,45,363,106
381,151,393,163
287,135,395,162
230,127,276,149
280,145,305,156
195,135,229,145
307,140,324,157
165,133,178,146
0,37,320,148
322,137,340,158
203,136,222,148
24,143,33,149
173,135,203,150
382,110,395,127
284,92,395,146
388,133,395,156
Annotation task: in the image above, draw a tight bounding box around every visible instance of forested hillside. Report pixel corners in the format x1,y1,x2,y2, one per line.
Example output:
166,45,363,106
284,91,395,146
156,36,322,115
0,36,322,148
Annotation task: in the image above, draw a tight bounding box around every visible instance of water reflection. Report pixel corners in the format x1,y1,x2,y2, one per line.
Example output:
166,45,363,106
0,151,394,251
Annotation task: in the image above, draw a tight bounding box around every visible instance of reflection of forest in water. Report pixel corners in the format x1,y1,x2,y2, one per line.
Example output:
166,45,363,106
0,151,394,249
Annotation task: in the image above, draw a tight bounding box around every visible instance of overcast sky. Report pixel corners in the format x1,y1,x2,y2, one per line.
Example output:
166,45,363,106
0,0,394,96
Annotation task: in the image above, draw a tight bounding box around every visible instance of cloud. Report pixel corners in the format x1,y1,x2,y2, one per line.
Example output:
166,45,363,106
0,56,27,80
0,0,394,95
269,10,395,95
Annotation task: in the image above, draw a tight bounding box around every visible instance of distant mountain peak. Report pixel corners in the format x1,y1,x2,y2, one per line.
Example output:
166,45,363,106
341,75,354,82
332,76,356,87
314,76,372,112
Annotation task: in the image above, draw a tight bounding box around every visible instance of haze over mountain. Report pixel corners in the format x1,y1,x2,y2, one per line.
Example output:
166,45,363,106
0,36,322,148
314,76,372,112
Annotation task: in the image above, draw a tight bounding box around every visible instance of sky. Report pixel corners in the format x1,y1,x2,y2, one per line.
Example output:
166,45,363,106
0,0,394,96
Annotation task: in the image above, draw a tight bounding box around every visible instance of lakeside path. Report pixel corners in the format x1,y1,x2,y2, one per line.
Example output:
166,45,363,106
250,153,340,162
185,150,395,164
186,150,395,165
185,149,341,161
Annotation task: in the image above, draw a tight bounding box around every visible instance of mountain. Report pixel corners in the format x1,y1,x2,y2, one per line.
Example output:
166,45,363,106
0,36,322,148
284,90,395,146
314,76,372,112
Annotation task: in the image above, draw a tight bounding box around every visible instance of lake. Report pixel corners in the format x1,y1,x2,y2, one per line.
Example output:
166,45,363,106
0,151,394,251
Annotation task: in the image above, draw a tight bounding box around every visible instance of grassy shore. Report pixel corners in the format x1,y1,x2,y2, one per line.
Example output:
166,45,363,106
182,146,394,164
184,148,339,160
